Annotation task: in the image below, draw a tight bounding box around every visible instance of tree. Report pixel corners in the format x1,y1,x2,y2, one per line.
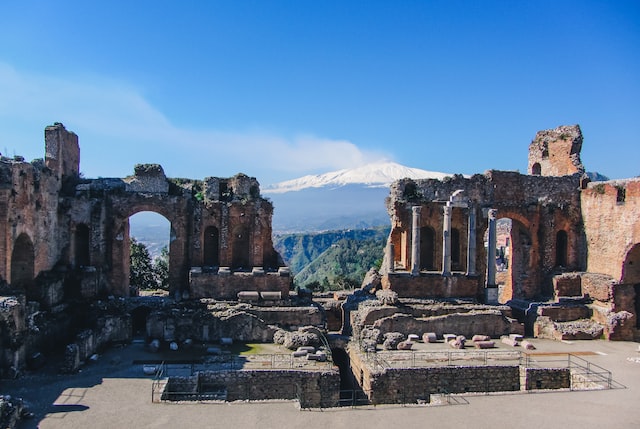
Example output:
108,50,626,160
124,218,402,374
130,238,156,289
153,246,169,290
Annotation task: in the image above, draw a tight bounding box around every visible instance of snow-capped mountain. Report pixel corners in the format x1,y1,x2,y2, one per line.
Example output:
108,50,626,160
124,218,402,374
264,161,451,194
265,162,455,233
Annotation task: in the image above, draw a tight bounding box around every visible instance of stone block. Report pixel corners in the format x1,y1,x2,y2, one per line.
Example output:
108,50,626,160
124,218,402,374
260,291,282,300
474,341,495,349
237,291,260,301
397,340,414,350
501,336,519,347
472,335,490,342
422,332,437,343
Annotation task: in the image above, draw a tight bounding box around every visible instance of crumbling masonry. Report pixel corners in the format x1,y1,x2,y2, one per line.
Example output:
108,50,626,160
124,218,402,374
1,122,639,404
379,124,640,341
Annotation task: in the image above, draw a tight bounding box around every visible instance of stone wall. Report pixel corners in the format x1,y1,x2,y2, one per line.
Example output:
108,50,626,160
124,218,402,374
381,273,480,299
189,269,291,300
164,369,340,408
581,179,640,282
522,367,570,390
370,311,522,339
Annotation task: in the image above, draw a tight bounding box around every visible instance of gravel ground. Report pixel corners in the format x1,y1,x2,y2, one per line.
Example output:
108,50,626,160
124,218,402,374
3,339,640,429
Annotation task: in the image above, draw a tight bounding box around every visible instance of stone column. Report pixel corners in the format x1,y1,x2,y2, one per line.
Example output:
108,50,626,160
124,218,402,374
486,208,498,303
386,243,395,273
411,206,421,276
442,203,452,275
466,206,476,275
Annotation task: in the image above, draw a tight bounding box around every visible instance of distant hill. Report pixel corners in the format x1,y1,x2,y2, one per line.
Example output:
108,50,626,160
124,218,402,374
273,226,390,290
264,161,456,233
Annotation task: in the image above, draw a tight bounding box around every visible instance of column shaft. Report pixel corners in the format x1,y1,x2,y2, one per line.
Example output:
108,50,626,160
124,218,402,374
442,204,452,275
411,206,421,275
467,206,476,275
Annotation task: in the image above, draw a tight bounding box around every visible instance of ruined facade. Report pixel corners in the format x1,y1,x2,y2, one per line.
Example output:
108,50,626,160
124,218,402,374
0,123,290,374
381,124,640,341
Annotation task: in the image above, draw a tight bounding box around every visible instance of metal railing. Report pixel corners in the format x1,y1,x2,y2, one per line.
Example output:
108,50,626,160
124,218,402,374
365,349,522,369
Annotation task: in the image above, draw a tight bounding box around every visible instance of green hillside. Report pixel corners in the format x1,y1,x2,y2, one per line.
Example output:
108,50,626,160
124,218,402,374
273,226,390,291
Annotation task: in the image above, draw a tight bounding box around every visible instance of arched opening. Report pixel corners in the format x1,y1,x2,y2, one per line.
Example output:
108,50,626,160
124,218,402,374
555,230,568,268
531,163,542,175
622,244,640,329
11,233,35,293
451,228,461,270
75,223,91,267
420,226,436,271
232,225,251,271
203,226,220,268
129,211,171,293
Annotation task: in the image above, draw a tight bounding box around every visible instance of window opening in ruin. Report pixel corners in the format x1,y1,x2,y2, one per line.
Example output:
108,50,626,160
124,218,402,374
232,225,251,271
555,230,568,268
451,228,461,269
75,223,91,267
616,187,626,203
203,226,220,268
11,233,35,294
420,226,436,270
532,163,541,175
129,211,171,292
541,148,549,159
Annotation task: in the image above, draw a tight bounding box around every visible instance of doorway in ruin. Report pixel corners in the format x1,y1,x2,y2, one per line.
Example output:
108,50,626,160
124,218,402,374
128,211,171,293
203,226,220,268
494,218,532,303
420,226,436,271
11,233,35,296
232,225,250,271
555,230,568,268
75,223,91,268
622,244,640,329
131,306,152,338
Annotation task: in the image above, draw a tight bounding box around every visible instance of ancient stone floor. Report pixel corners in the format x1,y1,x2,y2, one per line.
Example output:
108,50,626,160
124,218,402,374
3,339,640,428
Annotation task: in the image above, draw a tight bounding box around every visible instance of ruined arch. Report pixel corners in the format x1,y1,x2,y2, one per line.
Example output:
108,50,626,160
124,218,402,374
75,223,91,267
232,225,251,270
420,226,436,271
110,200,186,297
11,233,35,294
622,244,640,285
203,226,220,267
622,244,640,329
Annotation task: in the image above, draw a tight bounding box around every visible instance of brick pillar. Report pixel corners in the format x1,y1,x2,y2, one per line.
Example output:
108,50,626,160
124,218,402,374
411,206,421,276
467,206,476,275
486,208,498,303
442,203,452,275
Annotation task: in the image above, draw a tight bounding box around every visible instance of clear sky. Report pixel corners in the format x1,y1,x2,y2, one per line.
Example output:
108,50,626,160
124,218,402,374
1,1,639,185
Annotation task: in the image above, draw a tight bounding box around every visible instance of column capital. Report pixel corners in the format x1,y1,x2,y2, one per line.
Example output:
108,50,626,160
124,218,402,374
488,208,498,220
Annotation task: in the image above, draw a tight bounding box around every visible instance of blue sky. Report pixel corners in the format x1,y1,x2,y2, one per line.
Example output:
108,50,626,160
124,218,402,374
1,1,639,185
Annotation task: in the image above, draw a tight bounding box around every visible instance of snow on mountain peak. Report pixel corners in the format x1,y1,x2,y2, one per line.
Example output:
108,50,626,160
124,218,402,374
263,161,454,194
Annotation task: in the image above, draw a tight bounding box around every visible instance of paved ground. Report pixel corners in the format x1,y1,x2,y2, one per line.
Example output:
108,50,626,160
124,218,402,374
4,339,640,429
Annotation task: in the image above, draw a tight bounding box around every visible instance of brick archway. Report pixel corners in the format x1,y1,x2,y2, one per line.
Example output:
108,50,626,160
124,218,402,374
109,196,190,297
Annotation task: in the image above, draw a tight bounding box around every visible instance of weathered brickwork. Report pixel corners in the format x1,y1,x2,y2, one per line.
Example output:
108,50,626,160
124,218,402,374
382,124,639,341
